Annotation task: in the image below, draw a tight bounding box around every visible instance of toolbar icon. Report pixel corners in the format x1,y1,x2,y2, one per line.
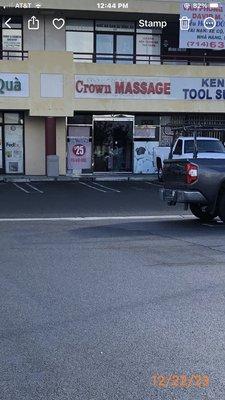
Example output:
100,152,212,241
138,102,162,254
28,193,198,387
4,18,12,29
52,18,65,30
179,16,191,30
204,17,216,29
28,16,40,30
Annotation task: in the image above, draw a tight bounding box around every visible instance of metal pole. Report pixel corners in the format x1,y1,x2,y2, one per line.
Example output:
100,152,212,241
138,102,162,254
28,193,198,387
193,131,198,159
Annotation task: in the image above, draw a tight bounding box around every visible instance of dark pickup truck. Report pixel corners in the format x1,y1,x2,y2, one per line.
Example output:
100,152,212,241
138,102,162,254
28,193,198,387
159,157,225,223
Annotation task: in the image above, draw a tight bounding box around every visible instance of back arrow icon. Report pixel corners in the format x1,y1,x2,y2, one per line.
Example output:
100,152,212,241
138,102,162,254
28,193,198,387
5,18,12,29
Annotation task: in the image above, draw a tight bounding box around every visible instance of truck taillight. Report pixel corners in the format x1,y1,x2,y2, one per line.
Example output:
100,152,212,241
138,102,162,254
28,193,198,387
185,162,198,184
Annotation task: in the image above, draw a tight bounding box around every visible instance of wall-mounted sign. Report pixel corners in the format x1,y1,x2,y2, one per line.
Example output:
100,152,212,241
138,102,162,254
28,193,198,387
95,20,135,32
0,74,29,97
67,137,91,171
136,34,160,54
134,126,157,139
2,29,22,51
75,75,225,101
136,34,161,63
179,3,225,50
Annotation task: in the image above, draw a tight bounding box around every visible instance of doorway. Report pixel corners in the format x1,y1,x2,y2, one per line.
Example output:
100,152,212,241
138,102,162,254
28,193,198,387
93,115,134,172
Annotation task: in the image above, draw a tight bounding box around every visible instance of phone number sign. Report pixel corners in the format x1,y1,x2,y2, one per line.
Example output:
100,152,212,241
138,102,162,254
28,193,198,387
179,2,225,50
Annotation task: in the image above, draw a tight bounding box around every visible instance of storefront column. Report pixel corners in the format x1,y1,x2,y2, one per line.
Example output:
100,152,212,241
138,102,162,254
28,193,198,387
45,117,56,156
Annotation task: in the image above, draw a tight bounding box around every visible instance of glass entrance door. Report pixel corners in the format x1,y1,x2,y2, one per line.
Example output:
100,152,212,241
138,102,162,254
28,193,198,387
93,116,134,172
0,112,24,174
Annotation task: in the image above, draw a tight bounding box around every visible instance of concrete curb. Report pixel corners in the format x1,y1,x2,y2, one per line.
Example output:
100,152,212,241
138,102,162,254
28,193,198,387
1,174,158,183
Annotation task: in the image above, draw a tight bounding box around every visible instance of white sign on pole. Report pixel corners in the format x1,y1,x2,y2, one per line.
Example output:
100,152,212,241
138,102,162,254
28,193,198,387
179,2,225,50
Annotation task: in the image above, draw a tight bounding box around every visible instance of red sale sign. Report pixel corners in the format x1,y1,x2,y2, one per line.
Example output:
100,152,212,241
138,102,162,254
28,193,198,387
73,144,86,156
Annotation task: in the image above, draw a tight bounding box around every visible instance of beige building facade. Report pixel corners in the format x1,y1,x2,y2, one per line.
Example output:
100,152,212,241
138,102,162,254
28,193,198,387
1,0,225,175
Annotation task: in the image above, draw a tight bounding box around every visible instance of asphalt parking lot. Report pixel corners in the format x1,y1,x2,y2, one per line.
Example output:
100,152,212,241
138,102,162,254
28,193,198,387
0,180,187,218
1,181,225,400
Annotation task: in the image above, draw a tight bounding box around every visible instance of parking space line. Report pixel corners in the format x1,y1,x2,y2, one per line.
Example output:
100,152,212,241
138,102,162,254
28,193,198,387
13,183,30,194
145,181,161,187
92,182,121,193
26,183,44,194
0,215,195,222
79,181,107,193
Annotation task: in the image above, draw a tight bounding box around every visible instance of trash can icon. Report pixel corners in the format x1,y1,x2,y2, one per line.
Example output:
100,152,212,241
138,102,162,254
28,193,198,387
179,16,191,30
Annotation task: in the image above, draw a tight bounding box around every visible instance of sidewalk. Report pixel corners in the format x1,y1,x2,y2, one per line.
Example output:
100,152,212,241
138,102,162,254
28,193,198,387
0,173,158,183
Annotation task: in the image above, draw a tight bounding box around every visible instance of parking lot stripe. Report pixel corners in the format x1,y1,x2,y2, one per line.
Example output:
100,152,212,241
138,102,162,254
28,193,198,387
13,183,30,194
0,215,194,222
79,181,107,193
92,182,121,193
26,183,44,194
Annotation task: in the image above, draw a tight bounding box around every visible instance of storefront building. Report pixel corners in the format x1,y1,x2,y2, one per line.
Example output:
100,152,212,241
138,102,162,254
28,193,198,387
1,0,225,176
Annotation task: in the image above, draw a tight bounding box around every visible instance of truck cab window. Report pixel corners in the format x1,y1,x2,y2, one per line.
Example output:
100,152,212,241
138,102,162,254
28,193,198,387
173,139,182,155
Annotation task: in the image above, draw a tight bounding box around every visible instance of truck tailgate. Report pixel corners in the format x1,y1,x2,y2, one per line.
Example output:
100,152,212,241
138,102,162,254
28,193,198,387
163,159,189,189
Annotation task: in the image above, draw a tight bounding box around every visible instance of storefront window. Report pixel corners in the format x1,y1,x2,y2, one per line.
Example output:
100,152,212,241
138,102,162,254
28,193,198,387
4,124,24,174
65,19,165,64
135,115,160,125
96,34,114,63
116,35,133,63
4,112,23,124
136,33,161,64
66,19,94,62
67,19,135,64
0,112,24,174
68,126,90,138
68,114,93,125
66,31,93,62
66,19,94,31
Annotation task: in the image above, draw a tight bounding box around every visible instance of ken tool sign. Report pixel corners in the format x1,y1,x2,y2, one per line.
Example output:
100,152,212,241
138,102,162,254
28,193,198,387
179,2,225,50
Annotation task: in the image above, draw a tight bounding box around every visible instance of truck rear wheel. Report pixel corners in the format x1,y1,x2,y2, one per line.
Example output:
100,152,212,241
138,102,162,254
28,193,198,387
190,204,216,222
218,192,225,223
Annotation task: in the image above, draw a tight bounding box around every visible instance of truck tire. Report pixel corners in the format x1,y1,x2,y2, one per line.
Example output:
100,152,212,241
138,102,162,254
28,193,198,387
190,204,216,222
218,192,225,223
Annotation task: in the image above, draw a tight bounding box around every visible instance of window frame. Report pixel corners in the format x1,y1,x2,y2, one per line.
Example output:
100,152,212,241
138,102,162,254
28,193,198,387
173,139,183,156
66,18,162,64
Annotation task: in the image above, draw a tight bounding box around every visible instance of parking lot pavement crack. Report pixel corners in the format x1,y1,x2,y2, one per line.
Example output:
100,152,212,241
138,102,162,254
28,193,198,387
133,229,225,257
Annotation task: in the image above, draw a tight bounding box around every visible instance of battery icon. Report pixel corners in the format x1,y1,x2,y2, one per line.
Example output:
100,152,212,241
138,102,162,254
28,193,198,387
209,3,219,8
